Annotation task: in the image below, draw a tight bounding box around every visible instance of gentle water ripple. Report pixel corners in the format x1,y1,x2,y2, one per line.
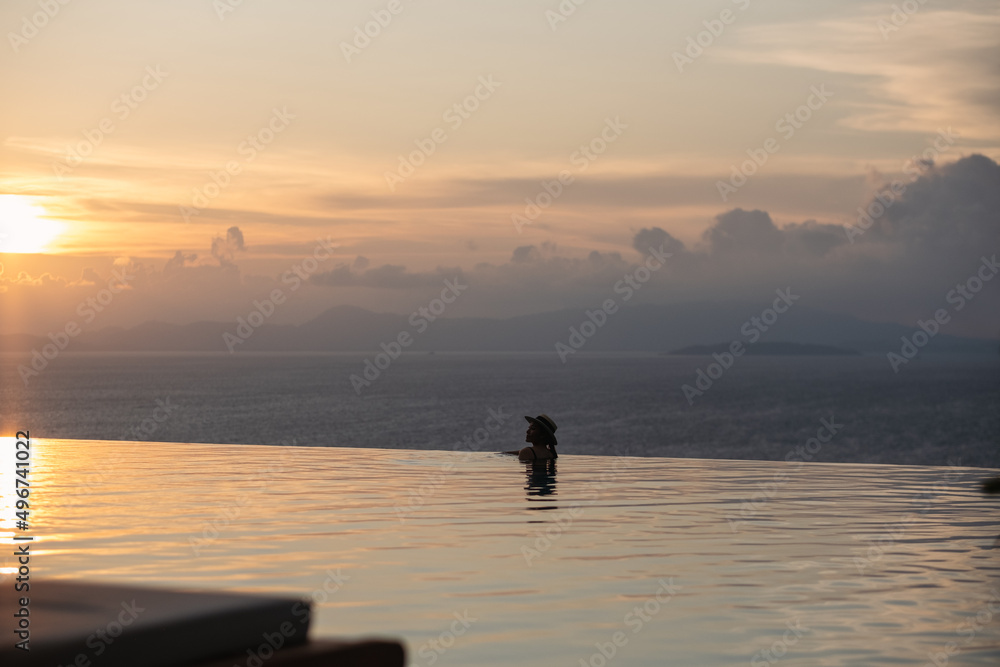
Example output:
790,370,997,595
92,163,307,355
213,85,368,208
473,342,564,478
1,439,998,666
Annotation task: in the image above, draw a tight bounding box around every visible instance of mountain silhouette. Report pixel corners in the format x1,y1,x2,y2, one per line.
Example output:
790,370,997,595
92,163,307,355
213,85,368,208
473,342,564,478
2,302,994,355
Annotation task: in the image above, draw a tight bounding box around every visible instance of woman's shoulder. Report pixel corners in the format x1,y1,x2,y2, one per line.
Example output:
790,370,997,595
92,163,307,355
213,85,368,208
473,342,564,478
518,446,555,461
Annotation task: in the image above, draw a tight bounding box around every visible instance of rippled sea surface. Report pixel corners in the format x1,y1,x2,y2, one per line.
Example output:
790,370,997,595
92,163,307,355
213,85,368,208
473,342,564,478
1,352,998,467
2,439,998,666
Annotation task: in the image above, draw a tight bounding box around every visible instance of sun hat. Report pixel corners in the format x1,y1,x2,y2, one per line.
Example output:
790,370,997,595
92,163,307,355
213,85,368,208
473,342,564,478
525,414,558,446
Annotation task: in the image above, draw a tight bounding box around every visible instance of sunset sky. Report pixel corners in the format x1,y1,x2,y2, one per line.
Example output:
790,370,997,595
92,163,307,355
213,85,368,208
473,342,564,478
1,0,998,338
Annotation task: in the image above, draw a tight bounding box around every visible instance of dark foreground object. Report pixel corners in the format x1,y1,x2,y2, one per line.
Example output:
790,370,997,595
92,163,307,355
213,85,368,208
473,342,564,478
195,639,406,667
0,579,405,667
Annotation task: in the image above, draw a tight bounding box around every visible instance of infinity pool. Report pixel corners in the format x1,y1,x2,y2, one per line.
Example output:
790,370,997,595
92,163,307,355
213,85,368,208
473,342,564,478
2,439,998,666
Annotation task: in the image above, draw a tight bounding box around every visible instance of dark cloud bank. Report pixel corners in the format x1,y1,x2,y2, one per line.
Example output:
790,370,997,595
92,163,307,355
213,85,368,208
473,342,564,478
305,154,999,341
8,155,994,349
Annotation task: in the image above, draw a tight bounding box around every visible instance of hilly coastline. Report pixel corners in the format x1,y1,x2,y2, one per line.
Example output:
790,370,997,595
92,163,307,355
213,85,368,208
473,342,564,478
669,342,861,356
2,302,995,356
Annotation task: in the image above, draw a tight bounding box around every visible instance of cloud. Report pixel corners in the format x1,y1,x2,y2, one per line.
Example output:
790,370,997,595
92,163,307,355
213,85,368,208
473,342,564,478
227,226,246,250
360,264,412,289
310,262,462,289
703,209,782,254
713,10,1000,144
698,209,847,258
164,251,198,275
163,227,243,277
511,245,540,263
632,227,686,256
211,226,246,267
780,220,848,258
858,153,1000,250
2,156,997,339
3,271,65,287
64,267,101,287
307,155,999,336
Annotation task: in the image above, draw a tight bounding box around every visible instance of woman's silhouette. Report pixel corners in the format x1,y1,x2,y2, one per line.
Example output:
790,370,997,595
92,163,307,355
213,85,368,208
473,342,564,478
504,414,558,461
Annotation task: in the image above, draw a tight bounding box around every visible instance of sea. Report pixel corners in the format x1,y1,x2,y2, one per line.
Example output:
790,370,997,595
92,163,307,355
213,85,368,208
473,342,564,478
5,440,999,666
2,351,997,468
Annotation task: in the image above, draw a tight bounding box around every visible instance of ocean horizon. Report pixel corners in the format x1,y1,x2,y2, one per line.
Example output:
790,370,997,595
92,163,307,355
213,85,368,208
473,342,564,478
3,351,997,468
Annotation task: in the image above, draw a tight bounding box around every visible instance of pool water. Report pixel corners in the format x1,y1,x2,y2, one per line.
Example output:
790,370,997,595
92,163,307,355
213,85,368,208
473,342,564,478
2,439,999,666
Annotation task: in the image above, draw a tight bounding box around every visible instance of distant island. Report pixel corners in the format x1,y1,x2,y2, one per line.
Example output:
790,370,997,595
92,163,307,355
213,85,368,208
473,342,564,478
668,341,861,356
1,303,993,355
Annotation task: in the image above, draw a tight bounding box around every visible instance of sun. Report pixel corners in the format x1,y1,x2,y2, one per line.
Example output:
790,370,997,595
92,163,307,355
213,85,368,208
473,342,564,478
0,195,65,254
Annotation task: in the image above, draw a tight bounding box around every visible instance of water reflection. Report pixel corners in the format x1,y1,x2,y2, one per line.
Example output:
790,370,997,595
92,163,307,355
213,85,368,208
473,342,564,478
6,440,1000,667
524,460,557,509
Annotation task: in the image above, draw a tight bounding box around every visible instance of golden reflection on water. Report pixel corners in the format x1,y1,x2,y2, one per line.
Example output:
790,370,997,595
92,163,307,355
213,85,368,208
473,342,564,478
0,435,58,572
1,438,998,666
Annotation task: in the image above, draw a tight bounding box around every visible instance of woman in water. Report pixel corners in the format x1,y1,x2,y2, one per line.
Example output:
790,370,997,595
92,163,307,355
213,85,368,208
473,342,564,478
505,414,558,461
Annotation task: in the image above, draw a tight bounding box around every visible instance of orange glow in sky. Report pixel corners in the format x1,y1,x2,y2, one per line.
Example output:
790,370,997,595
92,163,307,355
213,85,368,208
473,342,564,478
0,1,997,338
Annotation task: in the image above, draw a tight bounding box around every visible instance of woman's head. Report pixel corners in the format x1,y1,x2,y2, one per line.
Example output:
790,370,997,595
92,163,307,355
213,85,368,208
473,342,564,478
525,414,558,449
